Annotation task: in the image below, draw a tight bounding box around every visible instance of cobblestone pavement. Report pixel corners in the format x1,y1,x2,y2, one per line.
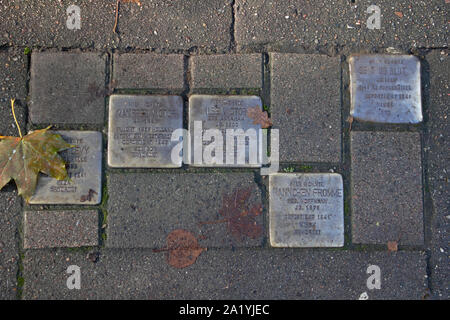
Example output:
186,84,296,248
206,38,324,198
0,1,448,300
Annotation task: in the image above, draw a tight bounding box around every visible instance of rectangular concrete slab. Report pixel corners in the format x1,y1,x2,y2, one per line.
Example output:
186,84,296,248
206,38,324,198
108,95,183,168
235,0,448,52
0,191,21,299
23,249,427,300
425,50,450,300
349,54,422,123
0,0,118,49
270,53,341,163
351,131,424,245
0,48,27,137
269,173,344,247
118,0,232,51
191,54,263,89
29,131,102,205
106,172,264,248
188,95,263,167
24,210,99,249
30,52,106,124
113,53,184,90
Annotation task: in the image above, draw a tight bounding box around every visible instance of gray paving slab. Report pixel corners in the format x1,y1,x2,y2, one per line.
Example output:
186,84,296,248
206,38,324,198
29,131,102,205
0,190,21,300
113,53,185,90
188,95,263,167
235,0,448,52
191,54,263,89
351,131,424,245
108,95,183,168
30,52,106,125
270,53,341,163
349,54,422,123
0,0,119,48
269,173,344,247
24,210,99,249
425,50,450,300
106,172,264,248
23,248,427,299
0,48,27,137
118,0,233,51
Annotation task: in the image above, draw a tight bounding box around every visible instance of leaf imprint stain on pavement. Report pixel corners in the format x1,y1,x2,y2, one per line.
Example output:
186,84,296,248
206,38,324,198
200,188,263,242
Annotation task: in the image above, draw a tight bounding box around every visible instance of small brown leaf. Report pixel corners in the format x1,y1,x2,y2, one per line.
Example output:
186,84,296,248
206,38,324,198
247,106,273,128
387,241,398,252
164,229,205,269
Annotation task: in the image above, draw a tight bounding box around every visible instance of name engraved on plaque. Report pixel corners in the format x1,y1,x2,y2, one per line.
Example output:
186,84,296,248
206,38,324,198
189,95,263,167
108,95,183,167
29,131,102,204
269,173,344,247
349,54,422,123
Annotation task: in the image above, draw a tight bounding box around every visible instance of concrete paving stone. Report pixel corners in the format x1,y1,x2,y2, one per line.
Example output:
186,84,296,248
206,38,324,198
188,95,263,167
113,53,185,90
22,248,427,299
30,52,106,125
270,53,341,163
29,131,102,205
191,54,263,89
269,173,344,247
0,190,21,299
235,0,448,52
425,50,449,300
351,131,424,245
108,95,183,168
0,48,27,137
106,172,264,248
0,0,119,48
118,0,232,51
23,210,99,249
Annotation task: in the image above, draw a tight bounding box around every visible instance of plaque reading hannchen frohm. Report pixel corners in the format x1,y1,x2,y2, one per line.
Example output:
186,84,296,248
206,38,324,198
269,173,344,247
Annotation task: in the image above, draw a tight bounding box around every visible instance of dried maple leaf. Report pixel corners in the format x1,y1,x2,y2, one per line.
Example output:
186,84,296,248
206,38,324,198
387,241,398,252
0,99,73,201
154,229,206,269
247,106,273,128
201,188,263,242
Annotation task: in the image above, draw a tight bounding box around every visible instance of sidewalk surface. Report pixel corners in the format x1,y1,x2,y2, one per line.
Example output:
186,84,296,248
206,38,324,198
0,0,448,300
